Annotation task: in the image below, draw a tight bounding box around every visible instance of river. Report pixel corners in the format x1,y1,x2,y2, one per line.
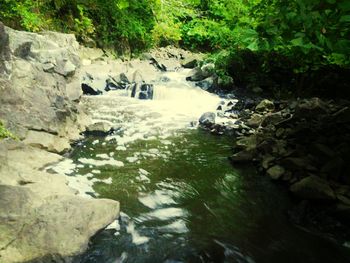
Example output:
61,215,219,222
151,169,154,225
53,68,350,263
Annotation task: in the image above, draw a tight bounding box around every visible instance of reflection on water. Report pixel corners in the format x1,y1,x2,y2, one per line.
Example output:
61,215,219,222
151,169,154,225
60,69,350,262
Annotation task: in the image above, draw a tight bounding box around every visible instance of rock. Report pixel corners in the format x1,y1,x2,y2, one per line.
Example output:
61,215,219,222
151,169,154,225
195,76,216,91
255,99,275,113
261,112,284,127
199,112,216,127
0,185,119,263
23,130,71,153
290,175,336,200
294,97,329,119
0,140,120,263
82,83,103,95
0,24,88,142
87,121,113,135
262,155,275,169
201,63,215,77
130,83,154,100
235,135,258,151
267,165,285,180
186,67,205,81
132,70,144,83
246,113,264,128
119,73,130,84
54,60,76,77
181,56,199,68
230,150,255,163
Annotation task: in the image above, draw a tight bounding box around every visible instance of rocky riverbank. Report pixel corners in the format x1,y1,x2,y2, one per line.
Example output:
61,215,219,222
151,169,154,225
0,23,121,262
198,94,350,244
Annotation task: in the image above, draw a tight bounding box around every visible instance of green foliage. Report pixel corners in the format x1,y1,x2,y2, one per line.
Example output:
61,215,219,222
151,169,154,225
0,121,17,141
0,0,349,94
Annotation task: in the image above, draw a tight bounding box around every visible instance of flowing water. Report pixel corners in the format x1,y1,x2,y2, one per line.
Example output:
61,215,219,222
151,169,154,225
54,69,350,263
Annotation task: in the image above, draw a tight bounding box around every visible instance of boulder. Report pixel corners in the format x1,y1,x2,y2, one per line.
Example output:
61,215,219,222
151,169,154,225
290,175,336,200
181,56,199,68
255,99,275,113
0,185,119,263
0,140,120,263
82,83,103,95
186,64,215,82
195,76,216,91
0,24,88,144
186,67,206,81
267,165,285,180
86,121,113,135
294,98,329,119
199,112,216,127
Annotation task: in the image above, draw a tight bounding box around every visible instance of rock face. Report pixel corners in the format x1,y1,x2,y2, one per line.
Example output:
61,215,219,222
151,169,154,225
0,25,119,263
0,140,120,263
0,22,90,152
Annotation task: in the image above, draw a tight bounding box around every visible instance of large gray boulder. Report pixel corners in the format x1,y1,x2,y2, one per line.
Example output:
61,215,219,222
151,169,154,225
0,23,89,149
0,140,120,263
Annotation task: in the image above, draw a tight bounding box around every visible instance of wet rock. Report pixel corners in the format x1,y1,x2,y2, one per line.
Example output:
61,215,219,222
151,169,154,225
230,150,255,163
199,112,216,127
196,76,216,91
262,155,275,169
255,99,275,113
246,113,264,128
267,165,285,180
181,55,199,68
261,112,284,127
82,83,102,95
0,185,119,263
186,67,205,81
290,175,336,200
86,121,113,135
295,98,329,118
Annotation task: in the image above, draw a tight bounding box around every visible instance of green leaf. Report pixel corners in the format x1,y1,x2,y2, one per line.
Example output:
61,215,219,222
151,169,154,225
340,15,350,23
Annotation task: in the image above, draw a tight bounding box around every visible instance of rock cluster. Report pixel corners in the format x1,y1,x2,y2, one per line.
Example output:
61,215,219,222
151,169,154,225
223,97,350,224
80,46,198,99
200,95,350,240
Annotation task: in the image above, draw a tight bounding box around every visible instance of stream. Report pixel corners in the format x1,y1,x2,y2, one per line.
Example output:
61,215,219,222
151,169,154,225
53,69,350,263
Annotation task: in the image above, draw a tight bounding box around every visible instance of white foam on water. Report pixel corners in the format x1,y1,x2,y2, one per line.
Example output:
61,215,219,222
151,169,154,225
157,219,188,234
138,189,177,209
78,157,124,167
46,158,76,175
126,221,150,246
145,207,187,221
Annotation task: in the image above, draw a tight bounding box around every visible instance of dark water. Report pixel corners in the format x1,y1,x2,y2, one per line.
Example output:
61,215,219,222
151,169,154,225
69,129,350,263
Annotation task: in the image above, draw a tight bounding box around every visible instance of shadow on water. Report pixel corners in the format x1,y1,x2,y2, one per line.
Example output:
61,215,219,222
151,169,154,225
71,129,350,263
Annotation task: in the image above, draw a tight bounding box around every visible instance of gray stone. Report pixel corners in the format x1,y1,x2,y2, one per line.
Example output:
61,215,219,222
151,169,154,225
267,165,285,180
87,121,113,134
290,175,336,200
199,112,216,127
0,140,119,263
195,76,216,91
255,99,275,113
181,56,199,68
